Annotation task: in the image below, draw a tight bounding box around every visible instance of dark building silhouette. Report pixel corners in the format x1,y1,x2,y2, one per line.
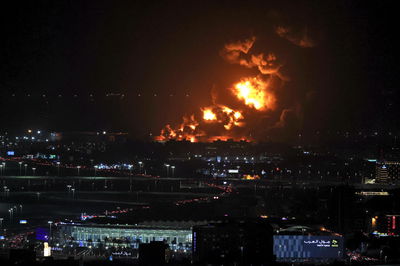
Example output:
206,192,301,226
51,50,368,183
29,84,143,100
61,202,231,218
192,219,274,265
8,249,36,265
139,241,167,266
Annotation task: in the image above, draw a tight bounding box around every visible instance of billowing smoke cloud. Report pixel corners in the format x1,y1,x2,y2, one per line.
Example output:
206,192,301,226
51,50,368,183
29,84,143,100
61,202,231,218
274,106,302,129
221,37,287,81
222,36,256,62
275,25,316,48
156,33,311,143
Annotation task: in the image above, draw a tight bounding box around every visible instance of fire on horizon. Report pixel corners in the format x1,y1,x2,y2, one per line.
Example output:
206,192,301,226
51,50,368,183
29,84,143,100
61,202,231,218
155,37,284,143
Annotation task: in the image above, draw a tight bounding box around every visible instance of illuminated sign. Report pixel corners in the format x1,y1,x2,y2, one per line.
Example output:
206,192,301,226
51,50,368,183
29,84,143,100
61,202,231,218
19,220,27,224
303,239,339,248
274,235,343,260
7,151,15,156
112,251,132,257
228,169,239,173
44,242,51,257
356,191,389,196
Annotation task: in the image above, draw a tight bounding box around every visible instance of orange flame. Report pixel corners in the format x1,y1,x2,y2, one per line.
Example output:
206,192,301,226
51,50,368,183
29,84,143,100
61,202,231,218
220,105,244,130
156,103,247,142
155,115,205,142
155,37,284,143
202,108,217,121
232,77,275,111
243,174,260,180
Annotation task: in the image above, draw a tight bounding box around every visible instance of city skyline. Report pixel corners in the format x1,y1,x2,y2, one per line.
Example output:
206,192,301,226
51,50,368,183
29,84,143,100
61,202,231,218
1,1,400,265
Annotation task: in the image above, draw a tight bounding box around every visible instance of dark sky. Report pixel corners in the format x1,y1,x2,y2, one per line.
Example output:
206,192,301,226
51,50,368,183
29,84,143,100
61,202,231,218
1,0,399,138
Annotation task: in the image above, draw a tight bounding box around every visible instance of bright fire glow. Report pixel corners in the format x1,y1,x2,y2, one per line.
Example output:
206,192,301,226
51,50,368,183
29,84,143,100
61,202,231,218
155,37,282,143
243,174,260,180
203,108,217,121
156,104,246,142
154,115,205,142
232,77,274,110
220,105,244,130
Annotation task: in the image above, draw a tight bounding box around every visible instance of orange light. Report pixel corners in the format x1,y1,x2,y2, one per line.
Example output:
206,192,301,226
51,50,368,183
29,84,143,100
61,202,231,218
155,37,285,143
371,217,377,227
243,174,260,180
232,77,275,111
202,108,217,121
220,105,244,130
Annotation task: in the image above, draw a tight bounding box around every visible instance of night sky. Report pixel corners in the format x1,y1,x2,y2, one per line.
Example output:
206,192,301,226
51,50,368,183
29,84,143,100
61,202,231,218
1,1,399,138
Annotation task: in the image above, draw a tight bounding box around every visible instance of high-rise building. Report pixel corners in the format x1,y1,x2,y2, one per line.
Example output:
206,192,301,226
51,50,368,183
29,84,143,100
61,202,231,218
376,163,389,183
376,161,400,183
370,215,400,236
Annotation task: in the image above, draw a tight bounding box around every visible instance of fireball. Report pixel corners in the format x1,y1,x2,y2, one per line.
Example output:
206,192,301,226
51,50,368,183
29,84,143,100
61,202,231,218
155,36,282,143
232,77,275,111
202,108,217,121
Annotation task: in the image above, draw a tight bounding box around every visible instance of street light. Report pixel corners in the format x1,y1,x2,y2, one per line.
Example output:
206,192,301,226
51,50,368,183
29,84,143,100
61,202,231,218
138,161,143,174
2,162,5,175
24,164,28,176
36,192,40,201
32,167,36,176
77,166,81,176
57,162,60,176
19,162,23,176
48,221,53,241
171,166,175,178
90,159,95,175
165,164,170,177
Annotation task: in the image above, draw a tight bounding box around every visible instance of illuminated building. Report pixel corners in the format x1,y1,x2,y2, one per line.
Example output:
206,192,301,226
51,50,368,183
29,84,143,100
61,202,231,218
376,163,389,183
272,225,344,262
273,235,344,262
59,223,192,251
387,215,399,235
376,161,400,183
43,242,51,257
370,215,400,236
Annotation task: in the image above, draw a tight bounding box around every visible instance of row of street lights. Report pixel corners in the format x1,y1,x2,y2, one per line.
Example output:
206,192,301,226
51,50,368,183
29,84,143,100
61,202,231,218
57,161,144,177
0,160,149,177
164,164,176,177
0,162,35,176
7,204,23,222
0,162,6,175
67,185,75,198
